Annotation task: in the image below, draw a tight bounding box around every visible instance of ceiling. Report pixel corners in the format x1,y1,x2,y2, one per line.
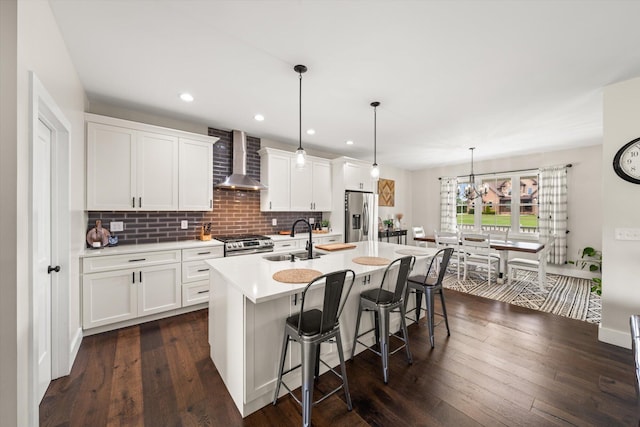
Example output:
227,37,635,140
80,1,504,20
49,0,640,170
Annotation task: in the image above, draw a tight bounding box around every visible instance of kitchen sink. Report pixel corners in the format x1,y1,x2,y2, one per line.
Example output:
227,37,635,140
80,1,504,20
262,251,325,262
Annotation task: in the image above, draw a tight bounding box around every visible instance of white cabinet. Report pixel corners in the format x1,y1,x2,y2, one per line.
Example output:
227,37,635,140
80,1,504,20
273,239,300,252
259,148,291,211
260,147,332,212
86,114,217,211
179,138,213,211
82,250,182,329
291,159,332,211
344,160,374,192
86,122,136,210
181,246,224,307
311,161,332,211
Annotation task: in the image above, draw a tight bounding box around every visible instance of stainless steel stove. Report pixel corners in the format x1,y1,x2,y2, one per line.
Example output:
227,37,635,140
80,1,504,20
214,234,274,257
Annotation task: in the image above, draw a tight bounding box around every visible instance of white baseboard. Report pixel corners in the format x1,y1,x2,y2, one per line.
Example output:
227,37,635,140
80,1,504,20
68,327,83,373
598,323,631,349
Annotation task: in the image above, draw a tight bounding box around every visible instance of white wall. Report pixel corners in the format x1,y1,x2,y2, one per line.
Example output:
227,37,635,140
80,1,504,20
376,164,414,232
0,0,86,424
1,1,19,425
411,144,603,276
599,76,640,348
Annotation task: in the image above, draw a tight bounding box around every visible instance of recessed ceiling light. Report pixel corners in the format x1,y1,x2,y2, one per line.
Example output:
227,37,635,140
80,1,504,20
346,140,354,145
180,93,194,102
254,114,265,121
306,129,315,135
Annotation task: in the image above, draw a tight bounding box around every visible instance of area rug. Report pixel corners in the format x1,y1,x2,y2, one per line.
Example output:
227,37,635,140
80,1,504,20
442,270,601,324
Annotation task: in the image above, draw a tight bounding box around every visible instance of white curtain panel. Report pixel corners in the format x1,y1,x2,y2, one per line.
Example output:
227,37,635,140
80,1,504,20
439,177,458,232
538,165,568,264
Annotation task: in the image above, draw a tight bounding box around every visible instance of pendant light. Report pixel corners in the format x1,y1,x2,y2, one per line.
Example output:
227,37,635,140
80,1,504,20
294,64,307,169
464,147,488,200
370,101,380,178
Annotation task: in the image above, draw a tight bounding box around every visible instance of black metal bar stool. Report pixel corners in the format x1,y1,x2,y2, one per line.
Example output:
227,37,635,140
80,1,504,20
406,247,453,348
351,256,415,384
273,269,355,427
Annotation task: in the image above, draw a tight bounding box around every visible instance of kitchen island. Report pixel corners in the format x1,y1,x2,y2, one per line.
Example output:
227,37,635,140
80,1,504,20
206,241,437,417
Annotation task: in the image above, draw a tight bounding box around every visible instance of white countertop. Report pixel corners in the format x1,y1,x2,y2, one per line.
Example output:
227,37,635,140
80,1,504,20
205,241,437,304
81,239,224,258
80,233,340,258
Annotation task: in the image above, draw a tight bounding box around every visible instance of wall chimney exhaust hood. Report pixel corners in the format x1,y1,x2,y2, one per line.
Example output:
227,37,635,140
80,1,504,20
215,130,267,190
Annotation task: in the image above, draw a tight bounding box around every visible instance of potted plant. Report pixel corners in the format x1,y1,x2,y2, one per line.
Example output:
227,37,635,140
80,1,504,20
569,246,602,295
383,219,394,230
321,220,329,231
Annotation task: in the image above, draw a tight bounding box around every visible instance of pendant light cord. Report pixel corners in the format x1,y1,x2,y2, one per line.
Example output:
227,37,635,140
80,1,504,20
298,71,302,150
373,104,377,165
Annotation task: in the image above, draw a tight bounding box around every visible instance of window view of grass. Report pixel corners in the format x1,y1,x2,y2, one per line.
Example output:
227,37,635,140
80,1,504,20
457,214,538,227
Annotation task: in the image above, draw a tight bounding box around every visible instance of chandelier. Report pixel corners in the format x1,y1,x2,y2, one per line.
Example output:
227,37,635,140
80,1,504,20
464,147,488,200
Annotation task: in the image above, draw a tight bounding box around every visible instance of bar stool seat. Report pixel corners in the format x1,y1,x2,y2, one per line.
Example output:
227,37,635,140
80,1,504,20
351,256,415,384
273,269,355,427
406,248,453,348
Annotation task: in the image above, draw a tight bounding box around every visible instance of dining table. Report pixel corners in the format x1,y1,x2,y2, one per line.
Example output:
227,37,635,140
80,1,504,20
414,235,544,283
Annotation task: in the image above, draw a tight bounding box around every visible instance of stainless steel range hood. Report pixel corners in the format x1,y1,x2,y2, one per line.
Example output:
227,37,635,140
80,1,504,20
215,130,267,190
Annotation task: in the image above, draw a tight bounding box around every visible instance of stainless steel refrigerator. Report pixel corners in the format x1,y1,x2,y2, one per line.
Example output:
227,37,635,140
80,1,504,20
344,191,378,243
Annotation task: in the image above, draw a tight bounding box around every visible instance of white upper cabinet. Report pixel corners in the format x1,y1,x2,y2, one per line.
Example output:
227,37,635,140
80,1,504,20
85,114,217,211
311,159,332,211
136,131,179,210
260,148,291,211
86,122,137,210
260,148,332,212
179,138,213,211
344,159,374,192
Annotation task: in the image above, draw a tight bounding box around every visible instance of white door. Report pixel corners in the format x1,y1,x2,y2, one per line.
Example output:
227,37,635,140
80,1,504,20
34,119,52,402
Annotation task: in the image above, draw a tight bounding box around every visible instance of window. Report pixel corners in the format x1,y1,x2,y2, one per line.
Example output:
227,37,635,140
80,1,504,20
456,171,538,236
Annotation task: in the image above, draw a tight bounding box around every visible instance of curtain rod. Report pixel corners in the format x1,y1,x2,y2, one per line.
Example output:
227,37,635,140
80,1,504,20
438,163,572,180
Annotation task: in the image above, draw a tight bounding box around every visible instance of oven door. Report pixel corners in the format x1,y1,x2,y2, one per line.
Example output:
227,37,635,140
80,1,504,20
225,247,274,257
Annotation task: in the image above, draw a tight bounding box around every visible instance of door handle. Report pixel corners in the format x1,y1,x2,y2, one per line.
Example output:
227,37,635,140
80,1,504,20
47,265,60,274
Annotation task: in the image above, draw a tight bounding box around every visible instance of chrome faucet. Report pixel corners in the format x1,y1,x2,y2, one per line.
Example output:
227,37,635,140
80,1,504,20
291,218,313,260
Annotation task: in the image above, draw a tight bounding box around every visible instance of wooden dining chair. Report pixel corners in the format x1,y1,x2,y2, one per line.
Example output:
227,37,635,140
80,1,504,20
461,233,500,285
507,235,555,289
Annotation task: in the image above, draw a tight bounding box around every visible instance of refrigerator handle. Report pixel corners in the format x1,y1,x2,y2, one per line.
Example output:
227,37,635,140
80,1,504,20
363,199,369,237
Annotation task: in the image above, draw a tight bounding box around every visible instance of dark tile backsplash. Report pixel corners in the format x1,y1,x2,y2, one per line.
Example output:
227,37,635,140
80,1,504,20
87,128,324,245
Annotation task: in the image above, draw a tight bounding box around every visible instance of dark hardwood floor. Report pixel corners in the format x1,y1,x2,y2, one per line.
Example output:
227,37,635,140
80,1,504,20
41,291,638,426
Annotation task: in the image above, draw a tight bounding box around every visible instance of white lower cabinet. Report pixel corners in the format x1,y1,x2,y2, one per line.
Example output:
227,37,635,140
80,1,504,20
82,245,224,331
82,269,137,328
181,246,224,306
137,264,181,317
82,258,180,329
273,239,300,252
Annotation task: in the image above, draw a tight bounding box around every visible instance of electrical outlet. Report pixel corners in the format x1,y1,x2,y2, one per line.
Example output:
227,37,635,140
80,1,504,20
615,227,640,240
110,221,123,232
309,217,315,224
181,220,189,230
272,218,277,226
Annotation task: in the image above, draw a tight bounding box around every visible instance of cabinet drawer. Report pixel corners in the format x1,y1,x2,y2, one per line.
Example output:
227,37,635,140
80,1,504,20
182,260,211,283
83,250,181,274
182,280,210,306
274,240,300,251
318,235,342,244
182,246,224,261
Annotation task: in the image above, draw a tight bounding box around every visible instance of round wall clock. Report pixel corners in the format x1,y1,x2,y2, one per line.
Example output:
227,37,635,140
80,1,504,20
613,137,640,184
